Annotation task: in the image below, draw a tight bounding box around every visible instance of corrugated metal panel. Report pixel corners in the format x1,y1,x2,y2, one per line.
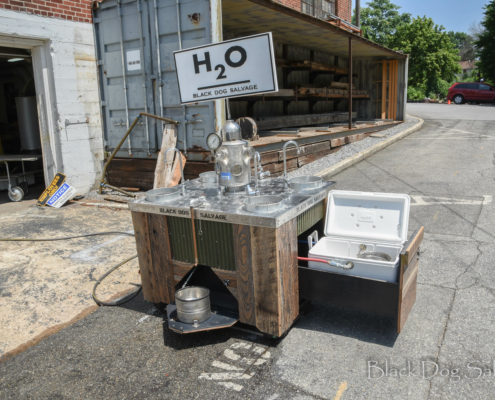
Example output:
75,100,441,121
196,220,235,270
168,215,195,263
167,216,235,270
93,0,217,158
297,200,324,235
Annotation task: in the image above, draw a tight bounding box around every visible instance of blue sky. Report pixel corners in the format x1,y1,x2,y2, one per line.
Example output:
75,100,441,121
364,0,487,33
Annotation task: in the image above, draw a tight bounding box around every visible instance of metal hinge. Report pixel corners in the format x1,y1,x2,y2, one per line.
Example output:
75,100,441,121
93,17,101,23
97,60,105,66
100,101,107,107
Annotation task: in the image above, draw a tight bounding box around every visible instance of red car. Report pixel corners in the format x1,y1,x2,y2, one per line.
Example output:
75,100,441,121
447,82,495,104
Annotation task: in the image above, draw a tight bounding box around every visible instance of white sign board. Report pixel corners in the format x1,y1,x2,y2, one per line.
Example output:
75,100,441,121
126,49,141,71
46,182,77,208
173,33,278,104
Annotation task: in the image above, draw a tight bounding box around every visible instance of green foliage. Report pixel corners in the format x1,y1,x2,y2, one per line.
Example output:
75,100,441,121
360,0,411,46
388,17,461,91
407,85,425,101
447,31,476,61
476,1,495,83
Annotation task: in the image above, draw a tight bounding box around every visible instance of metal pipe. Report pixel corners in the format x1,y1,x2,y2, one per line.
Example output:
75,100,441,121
176,0,188,156
101,182,137,197
164,147,186,196
189,206,199,265
100,115,141,193
282,140,300,187
226,98,231,120
99,112,180,195
137,0,151,156
117,0,132,156
349,37,353,130
153,0,165,135
355,0,360,28
254,151,260,195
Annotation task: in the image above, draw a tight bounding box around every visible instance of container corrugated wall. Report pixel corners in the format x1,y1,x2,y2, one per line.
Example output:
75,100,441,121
93,0,217,159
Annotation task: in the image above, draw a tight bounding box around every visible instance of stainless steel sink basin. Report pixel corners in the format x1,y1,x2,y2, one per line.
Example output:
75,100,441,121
244,195,284,213
145,186,181,202
288,175,323,191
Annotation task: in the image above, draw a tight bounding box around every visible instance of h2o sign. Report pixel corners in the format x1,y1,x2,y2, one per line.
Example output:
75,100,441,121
173,33,278,104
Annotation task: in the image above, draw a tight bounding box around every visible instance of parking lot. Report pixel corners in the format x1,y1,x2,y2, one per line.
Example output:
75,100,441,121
1,103,495,400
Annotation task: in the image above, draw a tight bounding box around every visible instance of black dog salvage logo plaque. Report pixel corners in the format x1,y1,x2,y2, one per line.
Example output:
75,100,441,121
173,33,278,103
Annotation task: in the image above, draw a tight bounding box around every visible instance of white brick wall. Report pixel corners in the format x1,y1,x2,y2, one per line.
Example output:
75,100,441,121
0,9,103,194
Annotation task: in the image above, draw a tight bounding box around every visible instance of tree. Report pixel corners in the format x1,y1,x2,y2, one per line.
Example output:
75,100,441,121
388,17,461,95
360,0,411,46
447,31,476,61
475,1,495,83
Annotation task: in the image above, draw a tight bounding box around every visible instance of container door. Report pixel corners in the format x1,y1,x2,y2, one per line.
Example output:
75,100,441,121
94,0,157,158
148,0,215,156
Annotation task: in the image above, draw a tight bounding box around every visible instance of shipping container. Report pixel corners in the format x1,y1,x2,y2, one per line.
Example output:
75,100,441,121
93,0,408,161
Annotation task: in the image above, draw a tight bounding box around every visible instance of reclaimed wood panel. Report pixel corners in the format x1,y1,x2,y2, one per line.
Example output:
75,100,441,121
250,226,280,335
397,227,424,333
147,213,175,304
400,226,424,268
234,224,256,326
381,60,387,119
131,212,155,303
277,219,299,334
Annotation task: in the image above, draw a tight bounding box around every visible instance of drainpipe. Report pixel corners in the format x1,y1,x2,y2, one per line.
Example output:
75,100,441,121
355,0,360,28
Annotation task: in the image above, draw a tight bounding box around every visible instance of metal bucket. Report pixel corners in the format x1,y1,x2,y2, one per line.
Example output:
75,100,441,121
175,286,211,324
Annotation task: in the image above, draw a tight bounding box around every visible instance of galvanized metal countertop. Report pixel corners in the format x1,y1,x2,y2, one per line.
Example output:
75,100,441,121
129,178,335,228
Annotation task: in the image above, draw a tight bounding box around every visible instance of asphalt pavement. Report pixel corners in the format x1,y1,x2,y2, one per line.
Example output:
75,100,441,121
1,103,495,400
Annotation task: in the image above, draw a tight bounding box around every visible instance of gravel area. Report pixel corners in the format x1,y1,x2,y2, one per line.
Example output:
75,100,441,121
289,116,420,177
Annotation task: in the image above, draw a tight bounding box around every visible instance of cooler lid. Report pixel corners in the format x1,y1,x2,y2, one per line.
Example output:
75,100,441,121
324,190,410,244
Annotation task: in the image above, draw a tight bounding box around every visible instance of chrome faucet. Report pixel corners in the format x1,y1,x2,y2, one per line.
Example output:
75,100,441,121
164,147,186,196
253,151,261,196
282,141,300,188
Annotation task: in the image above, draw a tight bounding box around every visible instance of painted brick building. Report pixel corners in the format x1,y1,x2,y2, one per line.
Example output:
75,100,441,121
0,0,92,23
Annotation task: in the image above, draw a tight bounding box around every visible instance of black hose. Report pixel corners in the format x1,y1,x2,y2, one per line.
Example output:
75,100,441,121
0,231,140,306
0,231,134,242
92,255,141,306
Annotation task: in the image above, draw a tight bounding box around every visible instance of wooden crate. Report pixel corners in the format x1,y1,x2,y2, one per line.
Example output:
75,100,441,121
299,227,424,333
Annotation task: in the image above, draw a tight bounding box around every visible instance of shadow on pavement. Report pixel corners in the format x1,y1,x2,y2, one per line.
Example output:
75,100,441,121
295,302,399,348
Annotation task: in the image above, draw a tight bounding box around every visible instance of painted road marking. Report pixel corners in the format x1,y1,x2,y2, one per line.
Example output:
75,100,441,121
198,341,271,392
411,195,492,206
333,382,348,400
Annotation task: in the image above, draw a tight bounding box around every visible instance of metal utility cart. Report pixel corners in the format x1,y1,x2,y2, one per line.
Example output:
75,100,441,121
0,154,42,202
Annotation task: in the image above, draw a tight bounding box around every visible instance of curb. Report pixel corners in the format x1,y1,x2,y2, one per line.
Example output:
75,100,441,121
315,116,424,180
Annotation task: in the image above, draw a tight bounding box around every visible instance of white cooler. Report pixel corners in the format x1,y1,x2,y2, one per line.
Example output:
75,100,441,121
308,190,411,283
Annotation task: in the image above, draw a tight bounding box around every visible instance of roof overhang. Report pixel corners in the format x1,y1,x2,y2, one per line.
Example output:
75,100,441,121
222,0,407,59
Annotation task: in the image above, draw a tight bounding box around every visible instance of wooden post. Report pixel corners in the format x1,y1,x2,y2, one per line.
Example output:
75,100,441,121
132,212,176,304
381,60,387,119
233,220,299,337
348,38,353,130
